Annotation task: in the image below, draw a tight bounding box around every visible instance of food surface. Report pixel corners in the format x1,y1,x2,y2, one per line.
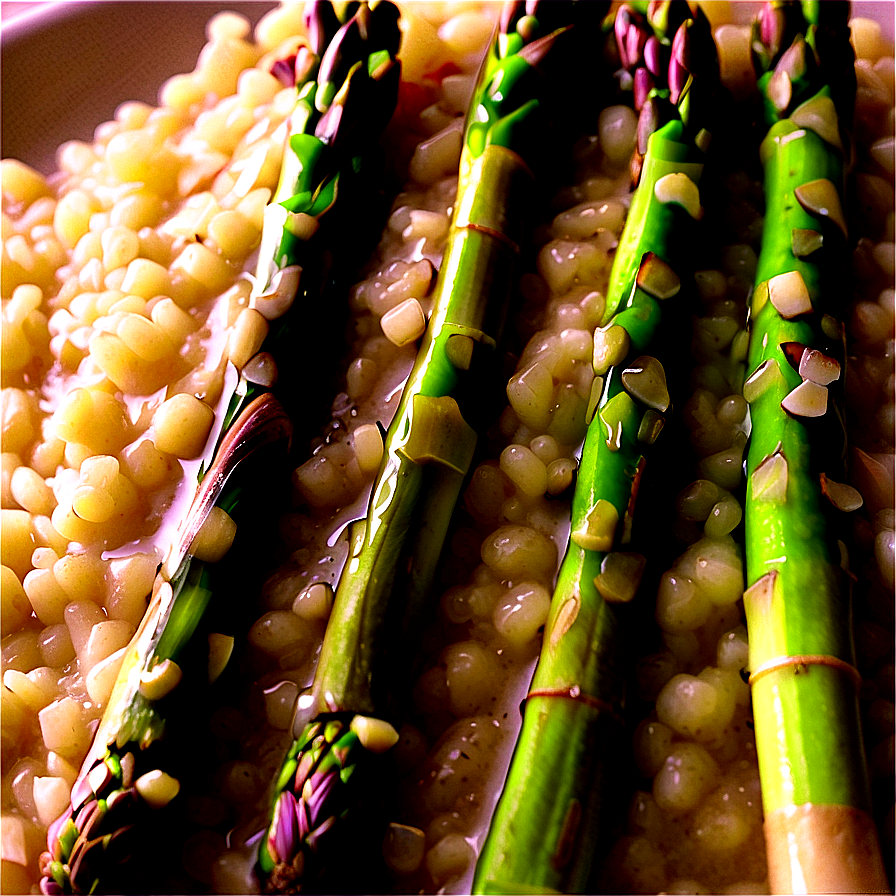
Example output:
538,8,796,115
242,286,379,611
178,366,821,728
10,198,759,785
1,2,893,895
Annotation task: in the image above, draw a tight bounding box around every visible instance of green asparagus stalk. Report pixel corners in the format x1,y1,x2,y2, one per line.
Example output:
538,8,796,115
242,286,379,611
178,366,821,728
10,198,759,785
255,5,604,891
474,4,718,892
39,5,401,893
742,3,888,891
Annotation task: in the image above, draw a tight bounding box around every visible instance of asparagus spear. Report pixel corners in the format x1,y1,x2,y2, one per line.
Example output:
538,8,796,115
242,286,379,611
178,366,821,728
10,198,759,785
742,3,889,891
229,0,400,439
39,395,292,896
39,6,401,892
255,5,604,891
474,4,719,892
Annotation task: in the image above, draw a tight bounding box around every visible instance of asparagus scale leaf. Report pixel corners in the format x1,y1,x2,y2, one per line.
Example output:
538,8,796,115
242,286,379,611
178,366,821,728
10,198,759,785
256,5,600,891
474,4,717,892
742,2,888,892
39,4,401,892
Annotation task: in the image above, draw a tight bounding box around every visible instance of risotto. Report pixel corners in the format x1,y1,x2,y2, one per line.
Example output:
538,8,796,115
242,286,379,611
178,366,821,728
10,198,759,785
0,2,893,895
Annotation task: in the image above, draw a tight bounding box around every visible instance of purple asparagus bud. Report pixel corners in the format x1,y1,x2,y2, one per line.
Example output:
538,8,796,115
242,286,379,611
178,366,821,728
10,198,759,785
500,0,526,37
634,66,655,111
759,2,786,59
775,34,809,83
294,45,316,86
626,20,649,75
271,55,298,87
647,0,690,41
669,21,691,105
644,34,665,77
304,0,343,58
615,4,636,69
518,26,569,72
637,97,660,158
270,792,300,865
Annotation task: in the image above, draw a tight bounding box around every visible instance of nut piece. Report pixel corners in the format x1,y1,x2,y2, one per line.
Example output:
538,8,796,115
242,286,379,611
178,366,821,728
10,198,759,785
135,769,181,808
794,178,848,239
253,265,301,320
139,658,183,701
242,352,279,387
228,308,269,370
593,324,630,375
208,633,235,683
781,380,828,417
798,348,841,385
621,355,670,412
571,498,619,553
636,252,681,300
654,172,703,220
791,228,823,259
350,715,399,753
285,211,319,241
820,474,863,512
637,408,665,444
594,552,646,603
767,270,813,318
790,95,844,152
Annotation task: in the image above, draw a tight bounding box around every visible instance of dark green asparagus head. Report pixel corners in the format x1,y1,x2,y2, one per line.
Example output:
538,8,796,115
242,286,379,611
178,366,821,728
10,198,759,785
249,0,402,435
751,0,855,126
613,0,719,185
257,712,398,893
268,0,401,270
464,0,609,164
